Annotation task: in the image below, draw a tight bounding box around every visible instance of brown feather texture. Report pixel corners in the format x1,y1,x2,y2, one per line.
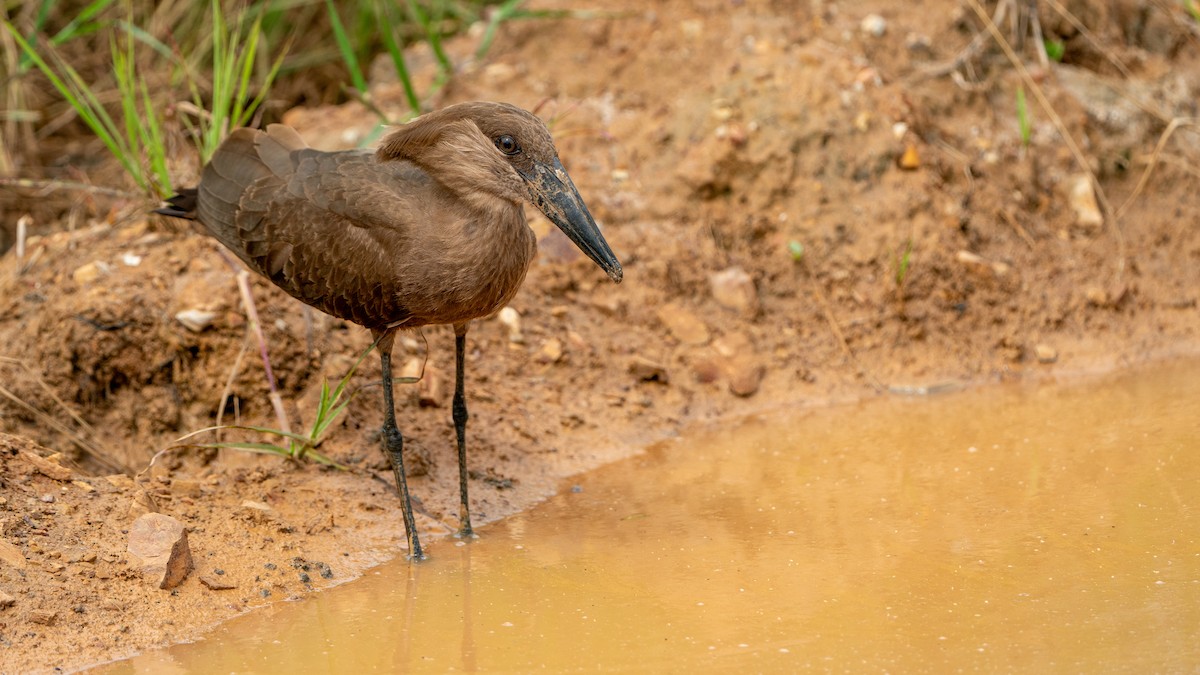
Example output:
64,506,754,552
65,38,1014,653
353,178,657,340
156,101,622,559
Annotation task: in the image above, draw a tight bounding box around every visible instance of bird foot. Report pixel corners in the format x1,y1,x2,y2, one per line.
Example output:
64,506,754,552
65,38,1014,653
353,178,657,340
453,527,478,540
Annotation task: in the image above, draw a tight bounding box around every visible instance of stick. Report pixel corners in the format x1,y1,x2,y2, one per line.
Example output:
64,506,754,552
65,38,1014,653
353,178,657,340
235,271,291,436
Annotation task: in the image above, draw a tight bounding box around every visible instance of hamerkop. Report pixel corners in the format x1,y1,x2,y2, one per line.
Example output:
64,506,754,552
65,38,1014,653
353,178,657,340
157,101,622,559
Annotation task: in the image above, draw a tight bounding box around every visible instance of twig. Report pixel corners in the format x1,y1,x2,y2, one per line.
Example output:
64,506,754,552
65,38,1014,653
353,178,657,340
912,0,1009,81
1026,0,1050,71
0,176,142,199
1000,208,1036,249
1116,117,1199,221
235,271,291,436
214,335,251,443
14,214,29,276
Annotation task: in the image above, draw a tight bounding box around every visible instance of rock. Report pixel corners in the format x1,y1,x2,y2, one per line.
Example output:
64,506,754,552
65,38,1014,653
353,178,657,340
708,332,763,396
1067,174,1103,228
105,474,135,490
712,332,752,358
399,357,423,382
175,309,218,332
28,609,57,625
536,338,564,364
860,13,887,37
417,366,443,408
19,450,72,481
127,487,155,519
727,357,764,397
656,303,711,345
690,356,723,384
1085,287,1108,306
629,356,669,383
0,589,14,609
590,294,623,316
0,538,26,569
956,250,1010,276
709,267,759,316
171,479,203,498
497,306,523,343
127,513,194,590
71,261,111,285
566,331,588,352
200,574,237,591
1035,344,1058,363
241,500,272,512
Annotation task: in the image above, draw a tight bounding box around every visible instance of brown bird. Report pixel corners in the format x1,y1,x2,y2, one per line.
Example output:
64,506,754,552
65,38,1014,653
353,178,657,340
156,102,622,559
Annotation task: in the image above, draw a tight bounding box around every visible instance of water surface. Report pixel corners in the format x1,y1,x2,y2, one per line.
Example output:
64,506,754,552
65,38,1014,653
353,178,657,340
99,361,1200,672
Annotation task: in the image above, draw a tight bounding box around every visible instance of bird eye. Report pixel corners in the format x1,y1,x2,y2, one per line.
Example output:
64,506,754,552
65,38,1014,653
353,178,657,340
494,135,521,156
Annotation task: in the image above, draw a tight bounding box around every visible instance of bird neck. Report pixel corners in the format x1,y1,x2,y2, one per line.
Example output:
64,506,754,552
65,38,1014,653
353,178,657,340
387,119,529,213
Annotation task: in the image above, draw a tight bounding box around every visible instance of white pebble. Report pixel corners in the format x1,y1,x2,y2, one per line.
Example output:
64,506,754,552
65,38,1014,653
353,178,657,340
861,14,887,37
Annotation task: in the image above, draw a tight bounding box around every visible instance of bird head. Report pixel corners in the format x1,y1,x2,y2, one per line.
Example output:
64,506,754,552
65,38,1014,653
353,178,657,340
378,102,623,283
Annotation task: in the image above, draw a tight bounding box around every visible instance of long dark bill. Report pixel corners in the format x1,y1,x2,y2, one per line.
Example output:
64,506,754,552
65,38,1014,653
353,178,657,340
525,158,623,283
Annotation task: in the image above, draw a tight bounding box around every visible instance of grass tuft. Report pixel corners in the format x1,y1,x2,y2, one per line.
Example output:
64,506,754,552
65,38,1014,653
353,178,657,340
195,342,379,470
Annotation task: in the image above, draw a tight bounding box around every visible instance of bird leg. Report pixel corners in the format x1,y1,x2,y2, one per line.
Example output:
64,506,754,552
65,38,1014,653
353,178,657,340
376,330,425,560
453,323,475,538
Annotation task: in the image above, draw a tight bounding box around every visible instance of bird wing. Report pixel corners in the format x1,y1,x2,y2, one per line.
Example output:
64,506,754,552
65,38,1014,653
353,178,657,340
198,125,443,330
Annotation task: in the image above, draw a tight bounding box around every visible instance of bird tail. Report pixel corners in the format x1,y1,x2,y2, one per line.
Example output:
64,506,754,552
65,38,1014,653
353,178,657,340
153,189,199,220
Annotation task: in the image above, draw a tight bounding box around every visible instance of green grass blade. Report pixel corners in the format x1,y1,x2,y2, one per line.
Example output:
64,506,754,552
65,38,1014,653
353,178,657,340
405,0,451,81
199,441,293,455
376,0,420,113
326,0,368,94
475,0,524,60
311,398,351,442
230,17,261,128
208,0,232,153
229,424,321,445
5,23,142,191
18,0,57,69
140,78,172,196
112,32,141,182
50,0,118,46
114,19,178,61
1016,85,1031,147
242,34,289,130
303,448,347,469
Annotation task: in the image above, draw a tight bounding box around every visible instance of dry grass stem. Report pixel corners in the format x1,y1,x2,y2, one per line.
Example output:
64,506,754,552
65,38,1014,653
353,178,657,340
1116,117,1199,221
214,335,252,443
235,270,292,436
964,0,1125,281
0,356,123,473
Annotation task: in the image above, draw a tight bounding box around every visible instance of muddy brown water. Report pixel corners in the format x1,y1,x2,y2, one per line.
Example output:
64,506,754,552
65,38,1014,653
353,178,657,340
93,361,1199,673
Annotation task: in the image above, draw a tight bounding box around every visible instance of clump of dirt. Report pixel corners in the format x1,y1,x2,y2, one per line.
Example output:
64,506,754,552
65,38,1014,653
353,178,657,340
2,0,1199,671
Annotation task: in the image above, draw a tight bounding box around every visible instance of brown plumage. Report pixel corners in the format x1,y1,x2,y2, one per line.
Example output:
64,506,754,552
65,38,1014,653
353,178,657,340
158,102,622,559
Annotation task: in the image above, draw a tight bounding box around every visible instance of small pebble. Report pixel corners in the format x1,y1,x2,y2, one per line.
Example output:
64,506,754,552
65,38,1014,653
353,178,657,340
860,14,887,37
1035,344,1058,364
